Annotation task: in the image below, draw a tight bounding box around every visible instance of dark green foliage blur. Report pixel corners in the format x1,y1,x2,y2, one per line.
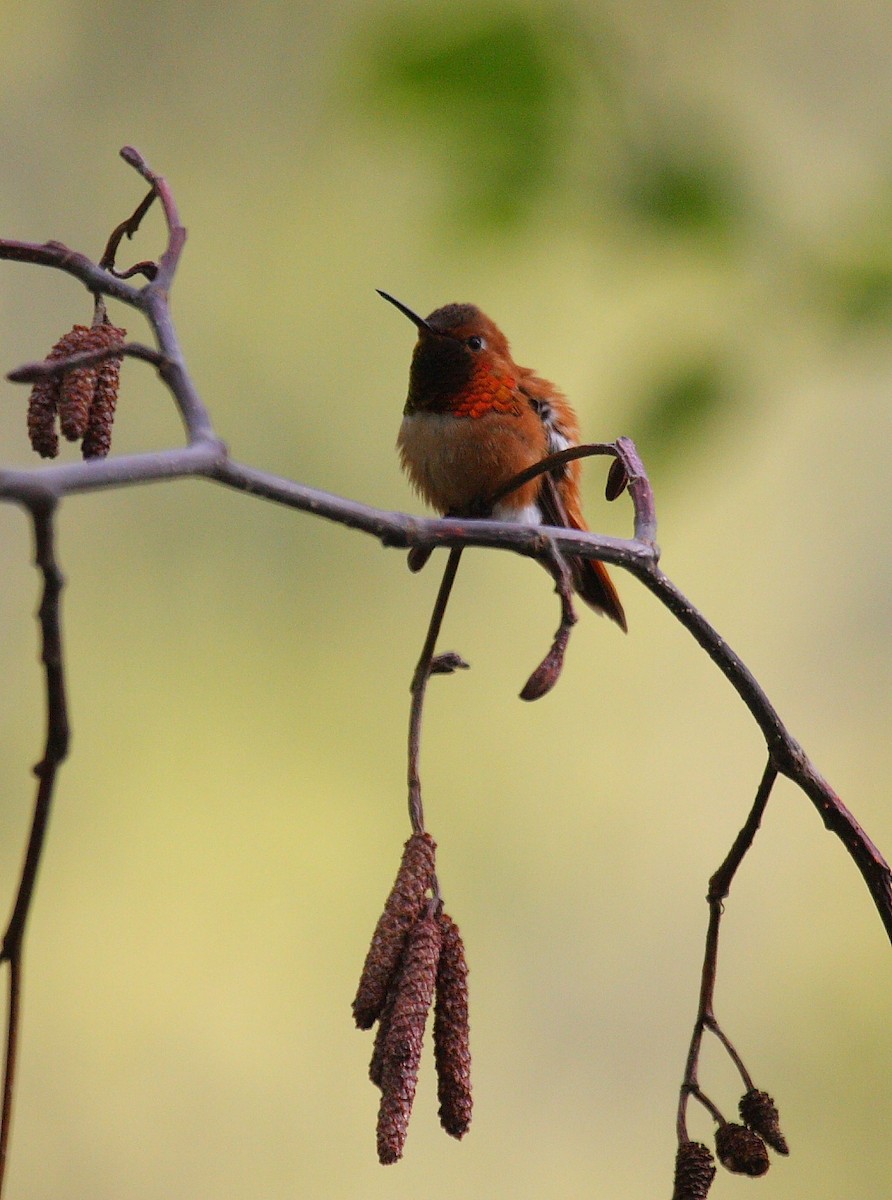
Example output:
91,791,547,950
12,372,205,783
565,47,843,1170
623,144,743,238
627,357,731,473
361,11,581,227
826,257,892,327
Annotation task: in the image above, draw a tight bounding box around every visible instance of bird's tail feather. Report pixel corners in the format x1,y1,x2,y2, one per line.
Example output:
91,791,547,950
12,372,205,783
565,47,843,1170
539,473,627,631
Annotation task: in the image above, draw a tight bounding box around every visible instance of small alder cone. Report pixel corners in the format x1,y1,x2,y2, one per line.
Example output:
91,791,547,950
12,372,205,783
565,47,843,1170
27,378,61,459
375,911,442,1165
671,1141,717,1200
82,324,126,459
352,832,437,1030
715,1122,770,1177
739,1088,788,1155
433,911,472,1139
58,336,99,441
368,972,399,1091
27,326,90,458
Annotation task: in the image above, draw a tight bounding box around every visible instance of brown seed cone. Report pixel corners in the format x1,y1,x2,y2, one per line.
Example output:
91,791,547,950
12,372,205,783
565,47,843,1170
48,326,93,364
82,325,125,459
59,362,98,440
369,965,400,1091
433,911,472,1139
352,832,436,1030
27,378,60,458
375,911,442,1165
50,324,97,440
61,321,125,444
672,1141,716,1200
739,1088,788,1155
715,1122,770,1176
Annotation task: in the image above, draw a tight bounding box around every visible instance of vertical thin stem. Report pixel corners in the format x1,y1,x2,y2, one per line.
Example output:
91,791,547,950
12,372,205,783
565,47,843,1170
0,505,69,1198
0,959,20,1198
407,548,464,838
676,758,778,1141
708,758,778,902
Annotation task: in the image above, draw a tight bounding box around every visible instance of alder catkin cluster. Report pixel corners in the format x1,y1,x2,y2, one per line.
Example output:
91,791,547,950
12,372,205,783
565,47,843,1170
673,1088,788,1198
352,832,472,1164
27,319,125,460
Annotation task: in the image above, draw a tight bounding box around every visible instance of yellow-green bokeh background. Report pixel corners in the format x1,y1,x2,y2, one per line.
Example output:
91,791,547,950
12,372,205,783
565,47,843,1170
2,3,892,1197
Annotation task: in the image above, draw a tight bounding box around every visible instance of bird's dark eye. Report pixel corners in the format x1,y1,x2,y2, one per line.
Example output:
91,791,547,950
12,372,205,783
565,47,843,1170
467,335,486,351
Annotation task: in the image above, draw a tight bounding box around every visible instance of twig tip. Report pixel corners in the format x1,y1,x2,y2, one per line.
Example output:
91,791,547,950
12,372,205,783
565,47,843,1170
119,146,143,169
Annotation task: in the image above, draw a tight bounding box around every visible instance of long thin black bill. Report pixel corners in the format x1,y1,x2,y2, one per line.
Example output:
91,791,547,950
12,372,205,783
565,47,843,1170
376,290,434,334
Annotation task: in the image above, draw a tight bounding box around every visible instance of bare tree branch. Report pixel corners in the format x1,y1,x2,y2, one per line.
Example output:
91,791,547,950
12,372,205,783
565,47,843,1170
0,145,888,1197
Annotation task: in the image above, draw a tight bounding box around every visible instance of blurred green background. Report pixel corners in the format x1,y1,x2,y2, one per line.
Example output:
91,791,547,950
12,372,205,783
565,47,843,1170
2,2,892,1197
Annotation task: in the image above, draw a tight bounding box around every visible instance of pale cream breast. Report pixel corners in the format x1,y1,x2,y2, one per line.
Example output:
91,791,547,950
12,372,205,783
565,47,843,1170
398,409,547,516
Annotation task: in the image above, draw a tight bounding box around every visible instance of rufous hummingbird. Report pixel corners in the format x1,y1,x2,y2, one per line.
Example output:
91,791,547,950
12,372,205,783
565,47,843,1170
379,291,626,631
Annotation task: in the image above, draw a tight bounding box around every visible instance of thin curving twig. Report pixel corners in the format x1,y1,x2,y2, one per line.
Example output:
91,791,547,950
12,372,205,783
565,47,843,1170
407,547,466,839
677,759,778,1142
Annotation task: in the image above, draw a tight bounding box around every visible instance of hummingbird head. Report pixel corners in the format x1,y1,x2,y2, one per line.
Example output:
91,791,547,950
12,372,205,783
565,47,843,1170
378,290,515,415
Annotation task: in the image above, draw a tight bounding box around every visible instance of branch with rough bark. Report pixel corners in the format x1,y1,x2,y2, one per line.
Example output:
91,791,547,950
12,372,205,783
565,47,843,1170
0,147,889,1198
